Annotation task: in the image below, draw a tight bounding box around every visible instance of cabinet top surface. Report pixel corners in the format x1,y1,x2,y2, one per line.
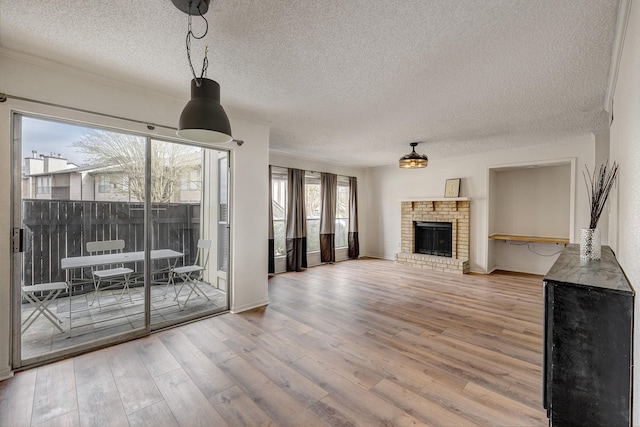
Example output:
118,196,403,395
544,244,634,295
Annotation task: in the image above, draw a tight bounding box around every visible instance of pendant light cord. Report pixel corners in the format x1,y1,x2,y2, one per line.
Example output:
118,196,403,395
186,2,209,87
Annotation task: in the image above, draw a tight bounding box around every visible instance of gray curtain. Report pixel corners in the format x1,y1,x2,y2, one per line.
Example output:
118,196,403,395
268,166,275,274
348,176,359,259
320,173,337,263
286,168,307,271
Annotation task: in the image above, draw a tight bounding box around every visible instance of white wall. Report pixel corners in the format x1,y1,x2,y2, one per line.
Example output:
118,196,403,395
230,118,270,312
608,1,640,423
492,241,565,275
364,137,594,273
493,165,570,237
0,49,270,378
268,151,367,272
594,130,611,244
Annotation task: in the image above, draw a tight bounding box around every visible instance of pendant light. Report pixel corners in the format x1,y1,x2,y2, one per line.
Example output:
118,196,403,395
173,0,232,144
399,142,428,169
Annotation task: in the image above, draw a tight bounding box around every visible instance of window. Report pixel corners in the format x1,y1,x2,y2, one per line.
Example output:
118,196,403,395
180,168,200,191
271,167,287,257
36,176,51,194
336,176,350,248
305,172,321,252
97,175,111,193
269,168,352,255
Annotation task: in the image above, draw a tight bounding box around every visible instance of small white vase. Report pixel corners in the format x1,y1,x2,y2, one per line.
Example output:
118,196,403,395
580,228,601,261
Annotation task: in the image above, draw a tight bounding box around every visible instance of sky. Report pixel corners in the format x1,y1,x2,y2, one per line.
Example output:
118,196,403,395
20,116,204,169
21,116,93,166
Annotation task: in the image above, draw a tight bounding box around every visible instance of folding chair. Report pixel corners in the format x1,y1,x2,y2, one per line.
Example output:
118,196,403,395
21,282,68,333
87,240,134,308
164,239,211,309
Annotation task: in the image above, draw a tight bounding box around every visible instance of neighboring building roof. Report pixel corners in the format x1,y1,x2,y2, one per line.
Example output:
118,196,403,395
25,163,118,177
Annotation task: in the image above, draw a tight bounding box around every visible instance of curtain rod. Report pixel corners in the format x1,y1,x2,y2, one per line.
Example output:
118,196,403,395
1,92,246,146
270,164,355,179
0,92,177,131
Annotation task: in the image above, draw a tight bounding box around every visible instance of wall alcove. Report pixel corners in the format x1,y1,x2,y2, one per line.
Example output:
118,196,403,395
487,159,575,274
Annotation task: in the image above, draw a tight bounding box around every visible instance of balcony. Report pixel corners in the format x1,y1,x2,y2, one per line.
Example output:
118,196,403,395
19,199,228,360
51,186,70,199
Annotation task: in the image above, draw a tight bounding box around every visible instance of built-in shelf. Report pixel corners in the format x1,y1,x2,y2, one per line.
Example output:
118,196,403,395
489,233,569,244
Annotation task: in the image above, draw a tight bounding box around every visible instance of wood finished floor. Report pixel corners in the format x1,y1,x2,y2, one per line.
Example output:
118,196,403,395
1,259,547,426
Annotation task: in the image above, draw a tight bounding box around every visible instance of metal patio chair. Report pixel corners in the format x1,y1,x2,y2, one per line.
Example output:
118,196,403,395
21,281,68,333
87,240,134,308
164,239,211,309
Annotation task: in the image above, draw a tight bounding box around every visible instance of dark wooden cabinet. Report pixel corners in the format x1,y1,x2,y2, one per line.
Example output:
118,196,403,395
543,244,634,426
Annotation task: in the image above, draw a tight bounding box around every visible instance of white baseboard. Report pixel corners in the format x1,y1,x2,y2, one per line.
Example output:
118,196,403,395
361,253,394,261
231,298,270,314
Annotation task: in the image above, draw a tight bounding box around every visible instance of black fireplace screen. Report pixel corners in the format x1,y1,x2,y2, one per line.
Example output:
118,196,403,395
414,221,452,257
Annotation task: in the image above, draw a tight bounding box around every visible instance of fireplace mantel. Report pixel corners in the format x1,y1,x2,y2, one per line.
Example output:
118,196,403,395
398,197,470,202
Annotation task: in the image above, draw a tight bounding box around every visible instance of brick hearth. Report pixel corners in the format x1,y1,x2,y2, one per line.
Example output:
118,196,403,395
396,198,470,274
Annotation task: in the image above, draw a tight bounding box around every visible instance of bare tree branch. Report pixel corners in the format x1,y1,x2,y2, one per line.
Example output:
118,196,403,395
74,131,201,202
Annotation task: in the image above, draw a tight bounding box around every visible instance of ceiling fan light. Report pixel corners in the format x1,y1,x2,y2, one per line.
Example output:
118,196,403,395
177,78,232,144
399,142,428,169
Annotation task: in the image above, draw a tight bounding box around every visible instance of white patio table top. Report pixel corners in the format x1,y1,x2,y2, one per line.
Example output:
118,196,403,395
61,249,184,269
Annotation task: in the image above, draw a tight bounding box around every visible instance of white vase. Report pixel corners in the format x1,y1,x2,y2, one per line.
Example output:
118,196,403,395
580,228,601,261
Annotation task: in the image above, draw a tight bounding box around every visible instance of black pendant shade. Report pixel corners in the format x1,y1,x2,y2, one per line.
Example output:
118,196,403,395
171,0,209,15
399,142,428,169
177,78,233,144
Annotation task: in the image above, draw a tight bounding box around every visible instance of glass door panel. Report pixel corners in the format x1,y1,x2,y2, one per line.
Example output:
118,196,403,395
15,115,149,363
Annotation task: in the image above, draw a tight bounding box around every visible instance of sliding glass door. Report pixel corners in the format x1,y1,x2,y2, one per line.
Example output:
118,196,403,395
12,113,230,367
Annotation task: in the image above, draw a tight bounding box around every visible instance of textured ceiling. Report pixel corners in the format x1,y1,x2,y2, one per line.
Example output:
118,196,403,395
0,0,619,167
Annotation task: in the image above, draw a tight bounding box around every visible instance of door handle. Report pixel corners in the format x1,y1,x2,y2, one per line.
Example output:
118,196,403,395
12,228,24,253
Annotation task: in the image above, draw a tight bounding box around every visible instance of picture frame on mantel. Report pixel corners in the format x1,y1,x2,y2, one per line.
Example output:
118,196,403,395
444,178,461,198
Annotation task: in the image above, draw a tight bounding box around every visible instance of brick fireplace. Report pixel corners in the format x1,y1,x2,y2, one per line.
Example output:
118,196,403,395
396,198,470,274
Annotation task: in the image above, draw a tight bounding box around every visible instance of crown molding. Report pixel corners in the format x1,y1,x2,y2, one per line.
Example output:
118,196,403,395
604,0,633,114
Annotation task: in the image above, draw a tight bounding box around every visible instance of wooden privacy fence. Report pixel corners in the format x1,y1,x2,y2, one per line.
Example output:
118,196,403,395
22,200,201,287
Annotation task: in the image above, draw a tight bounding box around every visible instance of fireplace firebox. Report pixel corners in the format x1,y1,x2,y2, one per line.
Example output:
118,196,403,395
414,221,452,257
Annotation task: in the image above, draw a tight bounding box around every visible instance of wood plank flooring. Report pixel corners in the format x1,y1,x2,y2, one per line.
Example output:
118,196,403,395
0,259,547,426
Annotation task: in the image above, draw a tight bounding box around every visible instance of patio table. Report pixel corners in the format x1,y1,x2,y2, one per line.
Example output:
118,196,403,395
60,249,184,334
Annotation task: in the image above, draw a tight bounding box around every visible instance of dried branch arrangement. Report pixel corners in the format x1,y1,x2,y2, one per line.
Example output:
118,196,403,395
583,161,619,229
